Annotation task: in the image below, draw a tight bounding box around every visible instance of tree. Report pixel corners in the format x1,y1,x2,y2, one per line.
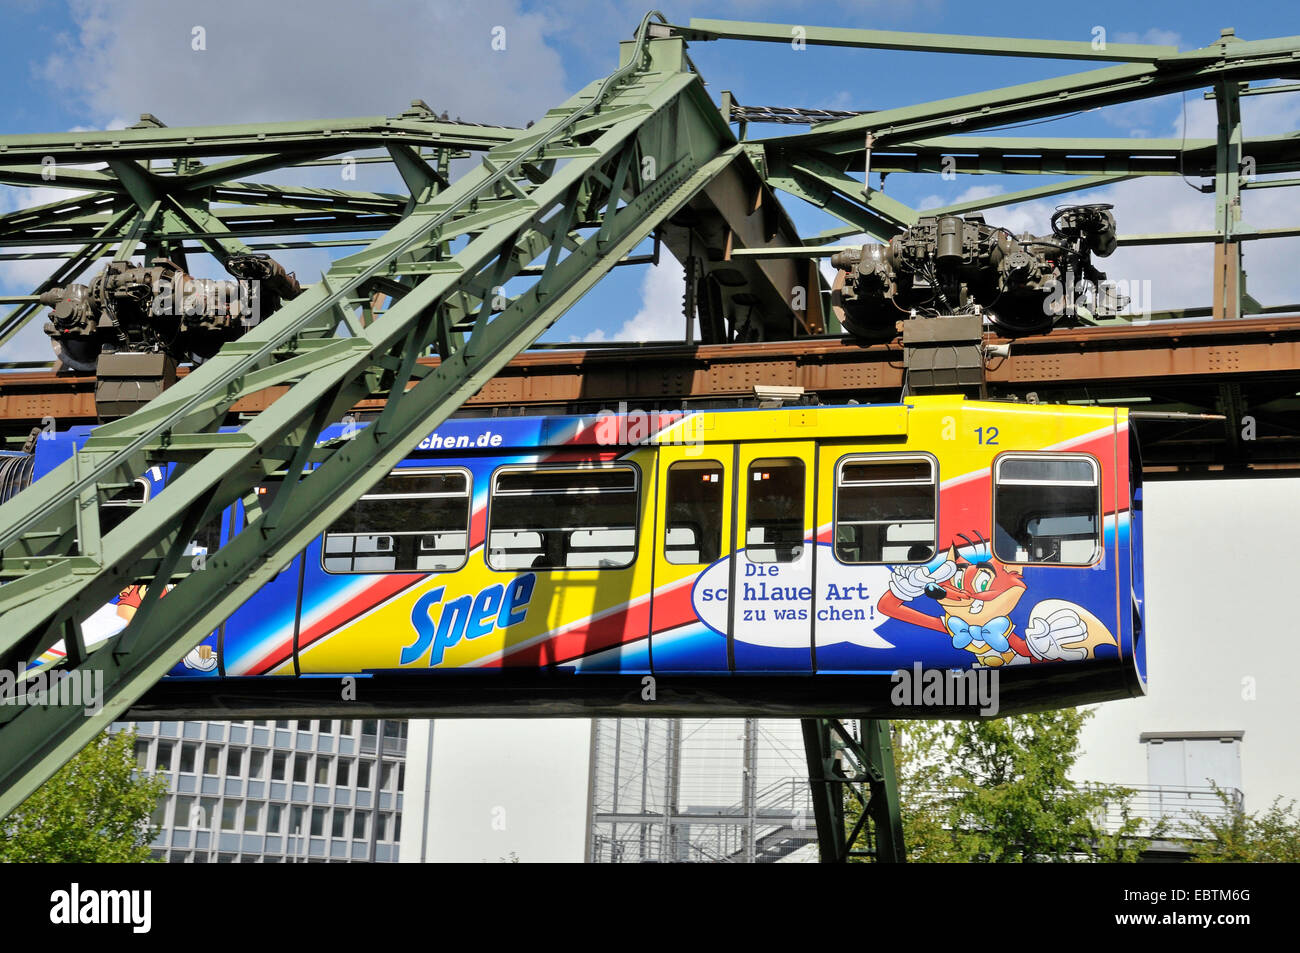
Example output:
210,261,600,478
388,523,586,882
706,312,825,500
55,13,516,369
0,727,169,863
856,708,1147,862
1182,789,1300,863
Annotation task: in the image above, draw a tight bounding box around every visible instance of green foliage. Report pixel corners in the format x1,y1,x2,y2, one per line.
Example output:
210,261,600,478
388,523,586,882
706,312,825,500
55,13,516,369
0,727,169,863
1183,789,1300,863
873,709,1147,862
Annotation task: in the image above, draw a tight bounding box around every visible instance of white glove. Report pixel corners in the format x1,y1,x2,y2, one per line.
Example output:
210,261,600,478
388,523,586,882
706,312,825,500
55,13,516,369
182,644,218,672
1025,607,1088,661
888,560,957,602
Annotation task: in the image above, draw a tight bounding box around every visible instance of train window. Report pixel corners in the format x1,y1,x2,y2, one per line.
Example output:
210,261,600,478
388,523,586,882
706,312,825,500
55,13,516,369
835,456,937,564
746,458,804,564
664,461,724,565
994,454,1100,565
322,468,471,573
487,465,639,570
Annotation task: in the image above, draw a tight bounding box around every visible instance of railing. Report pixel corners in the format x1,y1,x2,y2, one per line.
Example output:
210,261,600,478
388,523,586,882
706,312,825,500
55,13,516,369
907,783,1244,842
1093,784,1244,838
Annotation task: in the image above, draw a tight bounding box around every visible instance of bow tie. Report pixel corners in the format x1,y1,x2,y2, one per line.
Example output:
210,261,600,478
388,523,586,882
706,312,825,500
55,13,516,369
947,615,1011,652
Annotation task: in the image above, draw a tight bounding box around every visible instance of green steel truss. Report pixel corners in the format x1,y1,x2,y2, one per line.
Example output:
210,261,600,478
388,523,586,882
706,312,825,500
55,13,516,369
0,14,795,816
688,18,1300,319
802,718,906,863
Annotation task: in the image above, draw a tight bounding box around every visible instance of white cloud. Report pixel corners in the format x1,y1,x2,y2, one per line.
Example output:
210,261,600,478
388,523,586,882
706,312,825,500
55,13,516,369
41,0,571,130
583,259,692,343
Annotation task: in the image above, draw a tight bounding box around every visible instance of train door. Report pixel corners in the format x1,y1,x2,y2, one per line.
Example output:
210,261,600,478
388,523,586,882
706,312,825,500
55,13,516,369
730,442,815,672
649,445,732,673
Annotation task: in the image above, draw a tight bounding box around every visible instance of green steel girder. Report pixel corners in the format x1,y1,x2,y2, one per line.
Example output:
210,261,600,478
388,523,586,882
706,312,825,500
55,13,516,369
764,34,1300,152
802,718,905,863
0,116,519,165
0,16,789,818
680,18,1178,63
844,133,1300,178
763,151,915,240
709,22,1298,328
0,108,522,346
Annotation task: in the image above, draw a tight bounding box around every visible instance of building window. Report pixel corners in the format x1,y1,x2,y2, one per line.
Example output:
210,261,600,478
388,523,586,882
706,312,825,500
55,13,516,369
203,745,220,776
834,455,937,564
248,750,266,780
226,749,243,777
133,740,150,771
154,740,174,773
745,459,804,564
487,465,639,570
663,461,724,565
353,812,368,840
324,468,471,573
267,804,283,834
315,758,331,786
339,720,354,736
337,760,351,788
271,752,288,782
179,742,198,774
310,807,326,837
357,760,373,789
173,796,196,828
221,802,238,832
293,756,309,784
994,454,1101,565
331,809,348,839
244,802,262,833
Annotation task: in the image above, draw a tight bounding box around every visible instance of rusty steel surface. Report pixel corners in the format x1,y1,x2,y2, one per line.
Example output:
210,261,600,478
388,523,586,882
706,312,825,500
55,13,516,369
4,315,1300,475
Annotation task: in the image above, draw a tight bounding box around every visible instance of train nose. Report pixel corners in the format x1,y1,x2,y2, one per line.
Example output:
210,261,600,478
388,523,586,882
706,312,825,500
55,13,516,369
924,583,947,600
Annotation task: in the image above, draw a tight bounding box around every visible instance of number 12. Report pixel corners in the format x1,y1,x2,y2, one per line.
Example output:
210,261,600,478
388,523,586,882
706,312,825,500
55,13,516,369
976,426,999,445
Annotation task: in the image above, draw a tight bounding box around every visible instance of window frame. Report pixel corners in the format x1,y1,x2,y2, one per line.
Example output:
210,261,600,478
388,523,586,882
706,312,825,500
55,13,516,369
662,458,726,567
485,462,641,572
992,451,1103,568
831,451,939,566
320,465,473,575
743,456,807,565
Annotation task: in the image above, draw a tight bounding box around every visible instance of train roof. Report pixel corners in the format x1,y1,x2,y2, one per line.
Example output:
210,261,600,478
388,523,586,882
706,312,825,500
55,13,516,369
34,395,1125,466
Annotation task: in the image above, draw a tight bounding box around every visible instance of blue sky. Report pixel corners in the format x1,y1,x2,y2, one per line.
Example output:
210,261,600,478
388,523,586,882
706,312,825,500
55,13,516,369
0,0,1296,355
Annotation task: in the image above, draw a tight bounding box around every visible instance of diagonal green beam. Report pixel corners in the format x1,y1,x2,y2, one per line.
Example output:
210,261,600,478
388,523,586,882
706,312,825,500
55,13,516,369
920,173,1135,218
764,152,914,239
680,18,1178,62
0,165,122,191
0,191,118,237
173,149,342,192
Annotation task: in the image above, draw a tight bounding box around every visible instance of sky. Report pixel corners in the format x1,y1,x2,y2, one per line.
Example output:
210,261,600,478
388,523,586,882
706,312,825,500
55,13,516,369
1,0,1298,361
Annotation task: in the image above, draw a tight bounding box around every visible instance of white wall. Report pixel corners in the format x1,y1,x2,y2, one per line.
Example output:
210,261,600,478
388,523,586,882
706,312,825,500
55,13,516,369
1073,477,1300,810
400,719,593,863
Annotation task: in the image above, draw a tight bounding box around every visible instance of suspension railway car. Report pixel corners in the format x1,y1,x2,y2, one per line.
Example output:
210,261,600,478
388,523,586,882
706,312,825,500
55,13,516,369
30,395,1147,718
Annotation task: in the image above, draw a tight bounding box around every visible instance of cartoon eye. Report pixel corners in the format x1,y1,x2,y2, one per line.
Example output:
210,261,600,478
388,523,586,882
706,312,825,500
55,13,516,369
975,569,993,592
953,575,963,591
